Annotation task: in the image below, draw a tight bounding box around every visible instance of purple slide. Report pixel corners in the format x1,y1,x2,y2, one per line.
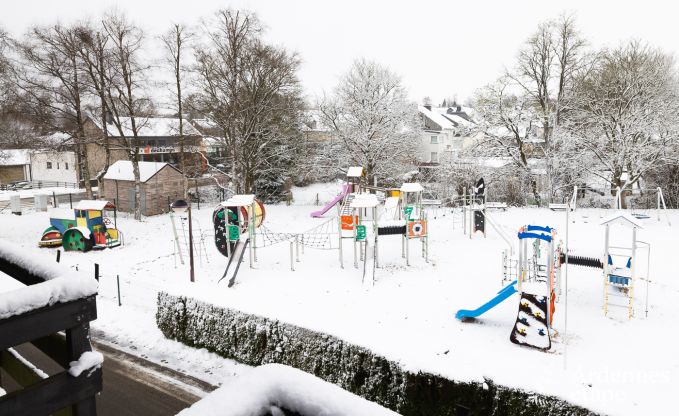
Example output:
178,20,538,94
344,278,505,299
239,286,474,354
310,184,350,218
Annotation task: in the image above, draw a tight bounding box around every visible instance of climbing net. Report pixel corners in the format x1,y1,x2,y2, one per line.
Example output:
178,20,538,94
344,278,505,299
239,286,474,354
256,218,338,250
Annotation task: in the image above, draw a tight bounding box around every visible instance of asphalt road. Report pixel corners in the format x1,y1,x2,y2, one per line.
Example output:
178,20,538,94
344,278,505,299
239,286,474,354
6,339,216,416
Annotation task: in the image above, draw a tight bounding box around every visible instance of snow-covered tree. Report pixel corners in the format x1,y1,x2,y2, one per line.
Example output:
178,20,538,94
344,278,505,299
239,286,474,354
562,41,679,204
318,59,419,185
471,77,544,203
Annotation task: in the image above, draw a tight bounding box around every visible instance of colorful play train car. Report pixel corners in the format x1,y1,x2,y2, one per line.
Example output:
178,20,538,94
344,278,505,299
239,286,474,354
38,200,122,252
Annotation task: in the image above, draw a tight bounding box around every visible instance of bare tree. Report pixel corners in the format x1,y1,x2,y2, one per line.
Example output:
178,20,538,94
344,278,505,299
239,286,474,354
75,24,114,196
161,23,193,198
563,41,679,206
318,59,419,185
101,13,150,220
194,9,304,199
11,24,94,197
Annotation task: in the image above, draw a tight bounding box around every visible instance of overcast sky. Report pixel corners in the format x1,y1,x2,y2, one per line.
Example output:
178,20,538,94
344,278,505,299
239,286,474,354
3,0,678,105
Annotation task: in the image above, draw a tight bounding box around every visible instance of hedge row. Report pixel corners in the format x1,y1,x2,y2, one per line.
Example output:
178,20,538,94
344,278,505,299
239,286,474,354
156,292,597,416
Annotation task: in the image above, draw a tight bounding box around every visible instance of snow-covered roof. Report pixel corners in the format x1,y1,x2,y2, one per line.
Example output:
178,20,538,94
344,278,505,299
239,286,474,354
346,166,363,178
191,118,217,131
221,194,256,207
350,193,380,208
419,106,456,130
0,149,30,166
50,208,75,220
400,183,424,193
600,213,644,229
90,116,201,138
103,160,179,182
75,200,110,211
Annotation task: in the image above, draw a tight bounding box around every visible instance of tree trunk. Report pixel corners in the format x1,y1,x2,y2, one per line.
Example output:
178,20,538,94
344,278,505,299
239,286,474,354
131,153,142,220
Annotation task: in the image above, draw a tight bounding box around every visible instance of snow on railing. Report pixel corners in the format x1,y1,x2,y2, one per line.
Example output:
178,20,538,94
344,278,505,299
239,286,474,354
0,239,98,319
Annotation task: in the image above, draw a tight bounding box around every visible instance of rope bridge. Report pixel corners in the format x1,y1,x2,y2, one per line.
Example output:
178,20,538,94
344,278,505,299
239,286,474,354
256,218,338,250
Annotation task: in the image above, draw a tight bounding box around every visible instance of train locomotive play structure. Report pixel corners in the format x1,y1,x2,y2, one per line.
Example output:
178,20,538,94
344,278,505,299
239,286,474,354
38,200,122,252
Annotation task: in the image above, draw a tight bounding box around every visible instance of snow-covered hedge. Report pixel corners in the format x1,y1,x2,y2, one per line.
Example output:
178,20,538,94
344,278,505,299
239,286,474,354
157,292,597,416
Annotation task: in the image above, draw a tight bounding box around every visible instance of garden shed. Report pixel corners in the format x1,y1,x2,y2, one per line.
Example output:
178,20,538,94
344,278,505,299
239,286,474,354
101,160,184,216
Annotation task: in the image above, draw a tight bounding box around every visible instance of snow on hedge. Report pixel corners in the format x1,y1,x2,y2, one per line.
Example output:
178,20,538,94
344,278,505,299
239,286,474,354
68,351,104,377
177,364,400,416
0,239,98,319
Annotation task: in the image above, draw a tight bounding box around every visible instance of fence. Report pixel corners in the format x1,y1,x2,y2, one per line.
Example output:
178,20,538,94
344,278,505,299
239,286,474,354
0,253,102,416
0,180,79,191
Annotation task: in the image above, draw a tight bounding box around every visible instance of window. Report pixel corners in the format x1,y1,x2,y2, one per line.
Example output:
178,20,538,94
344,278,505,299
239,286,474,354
57,162,60,169
65,162,69,170
431,152,439,163
430,135,438,144
46,162,52,169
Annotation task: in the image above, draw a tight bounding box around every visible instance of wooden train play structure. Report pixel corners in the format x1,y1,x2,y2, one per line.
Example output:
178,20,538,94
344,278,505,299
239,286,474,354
38,200,122,252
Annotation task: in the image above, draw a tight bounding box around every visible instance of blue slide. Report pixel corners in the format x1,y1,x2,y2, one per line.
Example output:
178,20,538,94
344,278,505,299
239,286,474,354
455,280,518,320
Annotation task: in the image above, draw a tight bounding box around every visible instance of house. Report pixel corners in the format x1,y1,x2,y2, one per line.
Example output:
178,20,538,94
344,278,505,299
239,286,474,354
30,150,79,185
83,116,205,179
418,104,479,166
101,160,185,216
0,149,31,185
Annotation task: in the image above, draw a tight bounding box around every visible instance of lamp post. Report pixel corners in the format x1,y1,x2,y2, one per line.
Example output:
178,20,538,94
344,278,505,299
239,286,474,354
170,199,195,282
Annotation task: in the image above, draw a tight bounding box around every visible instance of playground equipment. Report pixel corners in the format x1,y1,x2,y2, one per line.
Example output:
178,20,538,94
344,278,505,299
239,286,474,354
170,210,210,267
213,195,266,287
559,212,651,319
38,200,122,252
310,167,363,218
399,183,429,266
347,193,379,281
456,224,562,351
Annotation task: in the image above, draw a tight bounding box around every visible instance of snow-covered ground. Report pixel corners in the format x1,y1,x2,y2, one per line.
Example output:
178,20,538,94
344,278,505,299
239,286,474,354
0,186,676,415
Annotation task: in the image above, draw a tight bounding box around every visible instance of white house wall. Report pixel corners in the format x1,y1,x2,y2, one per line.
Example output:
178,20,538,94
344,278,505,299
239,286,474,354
31,151,78,183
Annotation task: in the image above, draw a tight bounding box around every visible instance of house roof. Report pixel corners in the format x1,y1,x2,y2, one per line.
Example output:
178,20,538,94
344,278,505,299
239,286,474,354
90,116,201,138
418,106,457,130
0,149,31,166
103,160,180,182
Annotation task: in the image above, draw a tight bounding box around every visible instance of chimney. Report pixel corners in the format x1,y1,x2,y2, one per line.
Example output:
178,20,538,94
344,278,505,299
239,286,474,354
423,97,432,111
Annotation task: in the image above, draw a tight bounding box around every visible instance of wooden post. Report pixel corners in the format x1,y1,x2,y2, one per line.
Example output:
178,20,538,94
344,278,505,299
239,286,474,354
94,263,99,282
117,275,122,306
66,323,97,415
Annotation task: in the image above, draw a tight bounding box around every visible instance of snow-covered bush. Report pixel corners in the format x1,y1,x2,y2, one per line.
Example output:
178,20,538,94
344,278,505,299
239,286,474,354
157,292,596,416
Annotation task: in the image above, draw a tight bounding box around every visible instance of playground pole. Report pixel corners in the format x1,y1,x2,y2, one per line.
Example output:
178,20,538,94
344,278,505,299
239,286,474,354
564,195,570,369
188,204,195,282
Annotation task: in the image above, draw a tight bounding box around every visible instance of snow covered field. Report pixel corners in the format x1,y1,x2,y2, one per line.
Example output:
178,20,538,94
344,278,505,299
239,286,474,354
0,186,676,415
